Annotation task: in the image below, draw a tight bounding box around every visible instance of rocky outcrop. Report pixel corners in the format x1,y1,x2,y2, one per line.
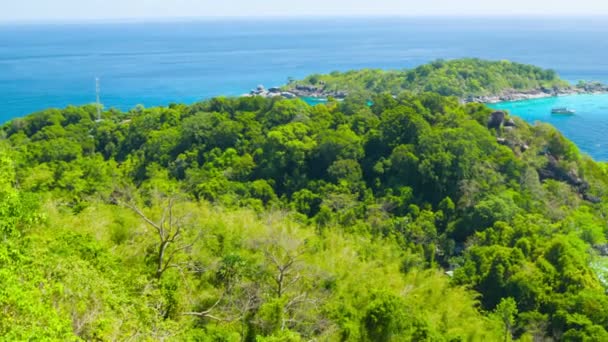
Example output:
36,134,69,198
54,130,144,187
504,118,516,127
488,111,506,129
491,112,529,152
496,137,529,153
465,87,597,104
289,85,348,99
244,84,348,100
576,81,608,93
538,153,601,203
488,111,520,131
244,84,294,99
594,244,608,256
295,85,320,93
281,92,296,99
538,154,587,190
493,125,599,204
584,194,602,204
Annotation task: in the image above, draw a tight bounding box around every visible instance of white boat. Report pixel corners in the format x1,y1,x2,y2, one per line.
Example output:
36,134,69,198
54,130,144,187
551,107,575,115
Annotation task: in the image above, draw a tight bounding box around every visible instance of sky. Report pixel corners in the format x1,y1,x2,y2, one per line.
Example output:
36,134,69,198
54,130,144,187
3,0,608,22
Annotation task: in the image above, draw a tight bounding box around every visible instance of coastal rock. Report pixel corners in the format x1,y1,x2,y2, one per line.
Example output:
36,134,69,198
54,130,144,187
295,85,319,93
488,111,506,129
577,81,608,93
504,118,516,127
463,85,603,104
538,153,598,202
334,91,348,99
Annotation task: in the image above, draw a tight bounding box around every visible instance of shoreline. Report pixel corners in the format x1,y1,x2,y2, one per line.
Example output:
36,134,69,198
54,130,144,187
245,83,608,105
480,91,608,105
466,88,608,104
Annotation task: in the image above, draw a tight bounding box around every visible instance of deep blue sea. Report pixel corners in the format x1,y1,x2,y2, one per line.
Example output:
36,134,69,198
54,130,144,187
2,17,608,159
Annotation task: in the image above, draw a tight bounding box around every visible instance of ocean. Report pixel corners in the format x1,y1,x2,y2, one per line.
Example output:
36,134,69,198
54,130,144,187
2,17,608,159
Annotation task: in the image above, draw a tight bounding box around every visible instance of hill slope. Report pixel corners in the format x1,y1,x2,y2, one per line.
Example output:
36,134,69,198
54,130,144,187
2,65,608,340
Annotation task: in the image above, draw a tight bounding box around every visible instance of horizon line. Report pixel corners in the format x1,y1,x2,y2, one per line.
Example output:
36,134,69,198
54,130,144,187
3,13,608,25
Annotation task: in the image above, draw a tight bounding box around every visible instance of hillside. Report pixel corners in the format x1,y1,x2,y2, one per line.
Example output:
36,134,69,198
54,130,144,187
2,70,608,340
282,58,577,101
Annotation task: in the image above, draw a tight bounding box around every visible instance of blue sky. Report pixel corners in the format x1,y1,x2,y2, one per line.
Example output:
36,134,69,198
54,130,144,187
3,0,608,22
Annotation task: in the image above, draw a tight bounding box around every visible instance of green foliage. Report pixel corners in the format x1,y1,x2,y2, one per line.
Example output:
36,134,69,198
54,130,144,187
494,297,518,341
1,60,607,340
290,58,570,98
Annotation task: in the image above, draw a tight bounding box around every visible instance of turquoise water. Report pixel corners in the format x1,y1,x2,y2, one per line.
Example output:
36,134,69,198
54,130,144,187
490,94,608,160
302,97,329,106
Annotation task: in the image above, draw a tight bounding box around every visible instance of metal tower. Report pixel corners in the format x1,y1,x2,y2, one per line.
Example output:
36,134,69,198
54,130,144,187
95,77,102,122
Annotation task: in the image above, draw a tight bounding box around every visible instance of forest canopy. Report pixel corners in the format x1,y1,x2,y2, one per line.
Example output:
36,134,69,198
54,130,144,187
288,58,570,98
2,60,608,340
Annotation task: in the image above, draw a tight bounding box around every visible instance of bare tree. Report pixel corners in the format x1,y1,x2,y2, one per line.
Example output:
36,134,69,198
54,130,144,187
255,228,324,333
113,190,200,280
264,242,306,299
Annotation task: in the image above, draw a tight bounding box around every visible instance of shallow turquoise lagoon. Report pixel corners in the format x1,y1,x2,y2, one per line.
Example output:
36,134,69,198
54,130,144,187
489,94,608,161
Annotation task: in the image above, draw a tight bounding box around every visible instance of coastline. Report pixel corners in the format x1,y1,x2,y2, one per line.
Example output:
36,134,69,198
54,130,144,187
465,88,608,104
245,82,608,105
489,91,608,160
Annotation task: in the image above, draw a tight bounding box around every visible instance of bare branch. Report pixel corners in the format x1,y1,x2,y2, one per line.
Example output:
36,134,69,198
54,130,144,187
181,312,225,321
115,191,201,280
181,292,227,321
120,200,163,234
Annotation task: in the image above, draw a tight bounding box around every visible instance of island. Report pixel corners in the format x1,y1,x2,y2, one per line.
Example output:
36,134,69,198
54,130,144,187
247,58,608,103
2,59,608,341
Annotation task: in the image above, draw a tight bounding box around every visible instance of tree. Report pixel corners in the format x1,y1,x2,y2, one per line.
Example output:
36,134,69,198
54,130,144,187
362,291,408,341
494,297,518,342
252,224,324,336
113,189,201,280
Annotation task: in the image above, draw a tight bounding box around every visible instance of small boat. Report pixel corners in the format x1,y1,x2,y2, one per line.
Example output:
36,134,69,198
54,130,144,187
551,107,575,115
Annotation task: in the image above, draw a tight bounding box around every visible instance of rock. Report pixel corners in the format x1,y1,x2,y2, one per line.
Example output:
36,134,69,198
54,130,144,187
504,118,516,127
461,84,607,105
577,81,608,93
295,85,319,93
539,153,597,202
281,92,296,99
268,87,281,93
488,111,506,129
497,137,530,153
584,194,601,204
334,91,348,99
594,244,608,255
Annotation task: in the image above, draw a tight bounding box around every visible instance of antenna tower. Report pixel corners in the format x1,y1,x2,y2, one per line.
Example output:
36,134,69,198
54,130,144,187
95,77,102,122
